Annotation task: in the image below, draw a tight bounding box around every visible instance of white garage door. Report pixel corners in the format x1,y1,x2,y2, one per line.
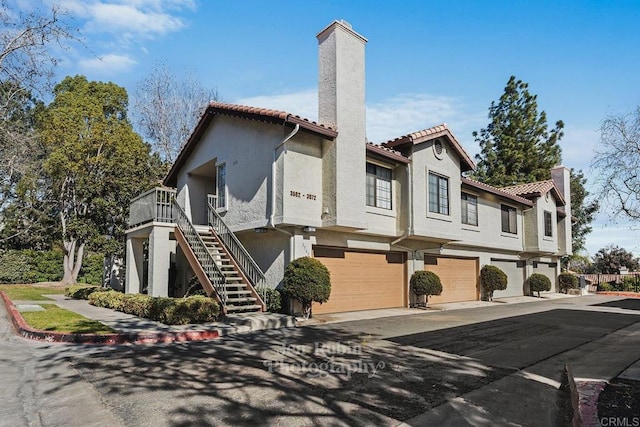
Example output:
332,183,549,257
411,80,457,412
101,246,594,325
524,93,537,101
492,259,525,298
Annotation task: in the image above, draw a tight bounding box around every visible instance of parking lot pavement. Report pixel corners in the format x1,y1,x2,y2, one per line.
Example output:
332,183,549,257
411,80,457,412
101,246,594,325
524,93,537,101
2,294,639,426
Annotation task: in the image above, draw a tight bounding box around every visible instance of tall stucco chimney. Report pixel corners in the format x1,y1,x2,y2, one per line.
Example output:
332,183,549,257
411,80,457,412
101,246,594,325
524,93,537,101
317,20,367,228
551,165,572,255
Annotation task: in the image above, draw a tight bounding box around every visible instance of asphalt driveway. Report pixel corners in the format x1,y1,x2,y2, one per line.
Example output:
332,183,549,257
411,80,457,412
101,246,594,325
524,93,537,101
2,294,640,426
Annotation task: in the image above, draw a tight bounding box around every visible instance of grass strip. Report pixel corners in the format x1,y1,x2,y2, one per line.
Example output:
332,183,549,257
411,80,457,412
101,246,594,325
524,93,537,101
0,285,66,301
20,304,115,334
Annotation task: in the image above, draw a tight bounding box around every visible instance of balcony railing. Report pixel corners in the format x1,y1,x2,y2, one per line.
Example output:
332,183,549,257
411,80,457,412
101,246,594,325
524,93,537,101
128,187,176,227
208,202,267,305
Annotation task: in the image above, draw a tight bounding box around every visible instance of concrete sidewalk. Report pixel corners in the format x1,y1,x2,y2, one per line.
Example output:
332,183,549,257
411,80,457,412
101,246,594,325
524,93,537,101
7,293,296,344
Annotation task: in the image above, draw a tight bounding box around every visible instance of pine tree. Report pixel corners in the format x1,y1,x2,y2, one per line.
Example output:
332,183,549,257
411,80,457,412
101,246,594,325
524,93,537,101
472,76,563,186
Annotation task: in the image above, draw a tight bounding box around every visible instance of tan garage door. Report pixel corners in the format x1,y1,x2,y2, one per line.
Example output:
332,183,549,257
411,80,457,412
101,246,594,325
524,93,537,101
424,256,478,304
312,247,406,314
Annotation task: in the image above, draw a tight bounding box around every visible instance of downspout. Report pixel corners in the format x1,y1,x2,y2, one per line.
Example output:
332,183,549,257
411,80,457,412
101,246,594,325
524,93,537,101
268,123,300,229
390,161,414,247
268,123,300,264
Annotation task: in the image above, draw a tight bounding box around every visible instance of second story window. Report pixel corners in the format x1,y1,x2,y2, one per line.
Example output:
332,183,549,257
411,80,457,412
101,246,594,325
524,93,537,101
501,204,517,234
217,163,226,209
366,163,392,209
428,172,449,215
461,192,478,226
544,211,553,237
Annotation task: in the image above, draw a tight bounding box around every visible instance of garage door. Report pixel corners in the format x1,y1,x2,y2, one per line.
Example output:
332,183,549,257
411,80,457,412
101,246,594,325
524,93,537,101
312,247,406,314
534,262,558,292
424,256,478,304
492,260,526,298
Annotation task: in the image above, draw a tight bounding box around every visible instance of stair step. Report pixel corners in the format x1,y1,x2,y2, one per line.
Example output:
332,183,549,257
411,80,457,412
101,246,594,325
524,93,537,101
227,296,257,304
226,290,252,296
226,304,262,313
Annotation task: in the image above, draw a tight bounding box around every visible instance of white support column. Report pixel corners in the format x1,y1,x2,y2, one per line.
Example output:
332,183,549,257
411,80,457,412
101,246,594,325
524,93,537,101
148,226,171,297
125,237,144,294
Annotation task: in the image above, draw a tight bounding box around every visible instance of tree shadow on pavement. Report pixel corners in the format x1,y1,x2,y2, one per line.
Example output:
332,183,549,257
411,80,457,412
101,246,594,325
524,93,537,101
57,325,513,426
592,298,640,311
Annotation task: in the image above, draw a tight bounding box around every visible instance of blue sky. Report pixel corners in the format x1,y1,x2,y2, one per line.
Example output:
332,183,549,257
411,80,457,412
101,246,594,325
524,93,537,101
26,0,640,256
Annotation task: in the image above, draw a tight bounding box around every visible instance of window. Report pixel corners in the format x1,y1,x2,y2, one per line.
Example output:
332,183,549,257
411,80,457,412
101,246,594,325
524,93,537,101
501,204,517,234
544,211,553,237
366,163,392,209
216,163,226,209
428,172,449,215
461,193,478,226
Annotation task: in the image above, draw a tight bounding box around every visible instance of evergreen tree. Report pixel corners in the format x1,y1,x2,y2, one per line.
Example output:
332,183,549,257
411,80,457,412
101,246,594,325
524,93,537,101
569,169,599,254
472,76,563,186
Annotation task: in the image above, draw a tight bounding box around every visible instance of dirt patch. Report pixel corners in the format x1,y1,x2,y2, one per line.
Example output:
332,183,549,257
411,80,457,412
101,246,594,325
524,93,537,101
597,379,640,422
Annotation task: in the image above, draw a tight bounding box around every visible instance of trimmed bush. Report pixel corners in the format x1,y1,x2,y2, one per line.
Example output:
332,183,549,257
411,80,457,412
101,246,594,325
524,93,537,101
410,271,443,307
598,282,613,292
558,272,579,293
282,257,331,318
264,288,282,313
0,249,104,285
77,253,104,286
65,285,109,299
0,250,31,284
480,265,508,301
87,290,220,324
528,273,552,297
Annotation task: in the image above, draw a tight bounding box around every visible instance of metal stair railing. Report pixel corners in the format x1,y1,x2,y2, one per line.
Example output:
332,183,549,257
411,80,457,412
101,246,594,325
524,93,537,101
173,200,228,305
208,203,267,306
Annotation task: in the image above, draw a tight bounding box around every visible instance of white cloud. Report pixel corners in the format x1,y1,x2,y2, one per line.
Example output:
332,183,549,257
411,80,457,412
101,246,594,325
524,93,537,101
235,89,485,151
78,53,137,74
58,0,194,39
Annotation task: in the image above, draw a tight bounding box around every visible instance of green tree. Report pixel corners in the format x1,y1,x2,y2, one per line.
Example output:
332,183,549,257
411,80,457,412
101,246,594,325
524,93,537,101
569,169,599,254
38,75,163,285
472,75,563,186
592,245,640,274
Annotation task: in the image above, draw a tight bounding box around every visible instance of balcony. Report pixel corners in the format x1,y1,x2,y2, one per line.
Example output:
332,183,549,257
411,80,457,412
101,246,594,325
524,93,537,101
128,187,176,227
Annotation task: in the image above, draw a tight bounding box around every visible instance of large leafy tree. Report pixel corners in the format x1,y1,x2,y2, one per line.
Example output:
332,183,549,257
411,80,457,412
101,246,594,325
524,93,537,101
592,245,640,274
592,107,640,220
38,76,163,285
134,61,219,164
472,75,563,186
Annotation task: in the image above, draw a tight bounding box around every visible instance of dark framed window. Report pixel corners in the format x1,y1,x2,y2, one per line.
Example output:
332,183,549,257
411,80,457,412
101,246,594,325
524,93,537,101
366,163,392,209
217,163,226,209
428,172,449,215
501,204,517,234
461,192,478,226
544,211,553,237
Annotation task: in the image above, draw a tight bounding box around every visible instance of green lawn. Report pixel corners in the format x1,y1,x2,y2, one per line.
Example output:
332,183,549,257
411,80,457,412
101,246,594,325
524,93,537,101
0,285,67,301
20,304,115,334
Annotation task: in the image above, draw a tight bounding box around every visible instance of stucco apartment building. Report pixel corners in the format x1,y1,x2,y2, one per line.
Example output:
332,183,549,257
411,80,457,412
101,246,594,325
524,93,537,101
125,20,572,315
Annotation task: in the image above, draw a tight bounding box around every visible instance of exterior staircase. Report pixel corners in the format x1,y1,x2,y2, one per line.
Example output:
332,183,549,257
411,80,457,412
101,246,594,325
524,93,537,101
197,230,262,313
172,200,266,315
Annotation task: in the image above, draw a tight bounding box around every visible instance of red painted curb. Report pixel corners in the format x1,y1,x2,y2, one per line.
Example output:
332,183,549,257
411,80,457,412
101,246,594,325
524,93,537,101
0,291,220,345
596,291,640,298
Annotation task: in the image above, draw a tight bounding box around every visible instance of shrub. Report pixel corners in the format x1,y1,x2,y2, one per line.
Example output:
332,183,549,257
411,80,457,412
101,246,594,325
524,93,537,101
87,290,220,324
622,276,640,292
598,282,613,292
410,271,443,307
480,265,508,301
77,253,104,285
0,250,31,284
282,257,331,318
558,272,579,293
23,249,64,283
65,285,109,299
528,273,551,297
89,290,126,311
264,288,282,313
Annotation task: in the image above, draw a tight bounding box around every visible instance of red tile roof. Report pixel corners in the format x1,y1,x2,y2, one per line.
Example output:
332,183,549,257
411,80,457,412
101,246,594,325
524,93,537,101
382,123,475,172
502,180,565,205
461,177,534,207
366,142,411,164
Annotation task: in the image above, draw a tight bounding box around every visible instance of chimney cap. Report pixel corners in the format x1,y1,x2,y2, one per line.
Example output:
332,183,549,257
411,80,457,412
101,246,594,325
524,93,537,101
317,19,368,43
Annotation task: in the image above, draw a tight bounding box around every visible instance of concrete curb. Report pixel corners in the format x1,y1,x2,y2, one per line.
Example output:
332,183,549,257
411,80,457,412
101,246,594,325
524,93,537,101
1,291,220,345
596,292,640,298
566,364,607,427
